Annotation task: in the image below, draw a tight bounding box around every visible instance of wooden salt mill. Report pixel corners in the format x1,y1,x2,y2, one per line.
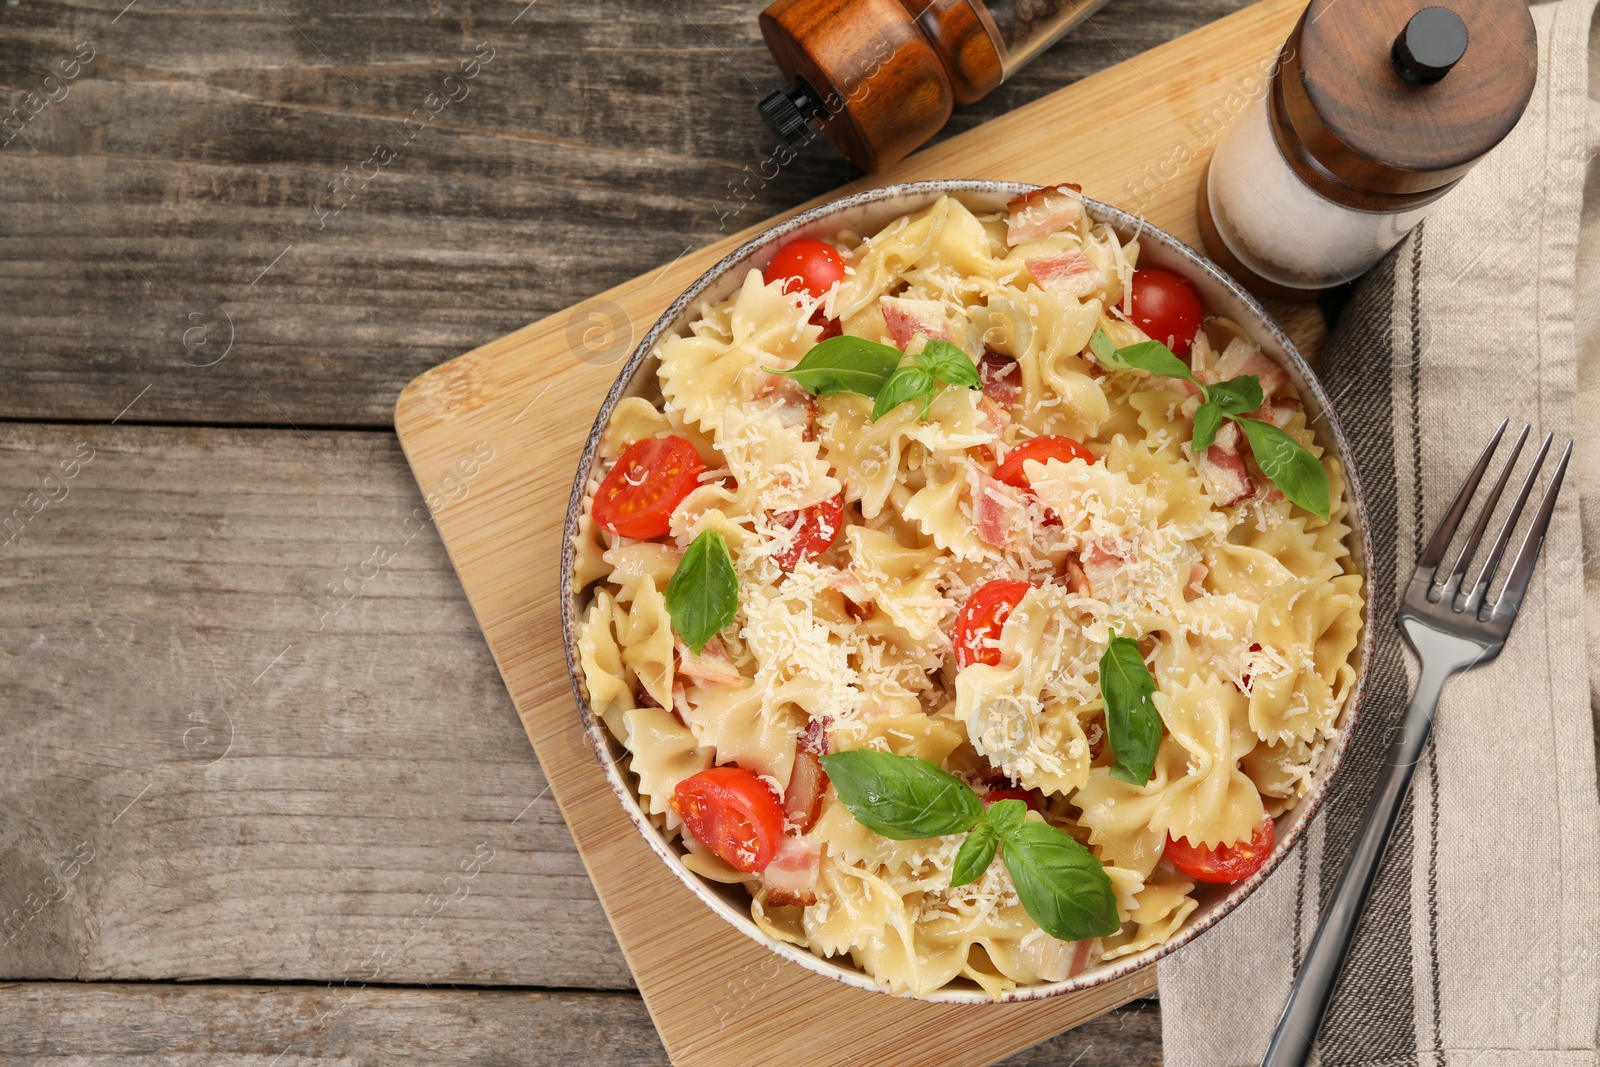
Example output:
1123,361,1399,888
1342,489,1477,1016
1198,0,1538,299
759,0,1109,174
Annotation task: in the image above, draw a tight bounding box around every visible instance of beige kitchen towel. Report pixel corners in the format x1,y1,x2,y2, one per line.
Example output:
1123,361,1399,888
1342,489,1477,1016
1159,1,1600,1064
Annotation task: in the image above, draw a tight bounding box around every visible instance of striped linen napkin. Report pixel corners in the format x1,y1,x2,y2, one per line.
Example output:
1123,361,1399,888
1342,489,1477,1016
1158,1,1600,1064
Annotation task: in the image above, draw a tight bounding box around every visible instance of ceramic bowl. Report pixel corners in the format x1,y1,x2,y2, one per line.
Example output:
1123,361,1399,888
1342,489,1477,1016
560,179,1374,1003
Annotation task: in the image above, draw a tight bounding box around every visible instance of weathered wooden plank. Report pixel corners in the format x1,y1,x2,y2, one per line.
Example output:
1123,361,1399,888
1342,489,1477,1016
0,0,1253,426
0,982,1163,1065
0,422,631,988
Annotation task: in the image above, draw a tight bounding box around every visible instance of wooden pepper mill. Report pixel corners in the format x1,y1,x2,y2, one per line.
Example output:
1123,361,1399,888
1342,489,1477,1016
1198,0,1538,299
759,0,1109,174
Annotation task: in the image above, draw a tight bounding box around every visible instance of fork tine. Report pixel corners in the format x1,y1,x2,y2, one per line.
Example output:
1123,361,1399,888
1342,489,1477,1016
1440,424,1529,602
1487,440,1571,623
1418,418,1508,571
1461,432,1550,613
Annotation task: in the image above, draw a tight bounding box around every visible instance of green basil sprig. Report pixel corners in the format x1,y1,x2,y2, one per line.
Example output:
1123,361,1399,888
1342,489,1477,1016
872,340,981,421
664,530,738,654
766,336,902,398
1087,327,1329,520
1098,633,1162,786
818,749,1120,942
766,337,981,424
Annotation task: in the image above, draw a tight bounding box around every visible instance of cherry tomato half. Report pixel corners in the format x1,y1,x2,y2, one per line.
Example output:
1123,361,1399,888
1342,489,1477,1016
764,238,846,300
1129,268,1204,357
993,435,1095,490
673,765,786,873
953,579,1033,668
981,788,1043,812
771,493,843,570
592,435,705,540
811,310,842,341
1165,813,1275,884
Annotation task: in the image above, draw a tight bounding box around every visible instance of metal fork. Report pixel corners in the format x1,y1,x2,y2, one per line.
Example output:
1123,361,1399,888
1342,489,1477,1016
1260,420,1572,1067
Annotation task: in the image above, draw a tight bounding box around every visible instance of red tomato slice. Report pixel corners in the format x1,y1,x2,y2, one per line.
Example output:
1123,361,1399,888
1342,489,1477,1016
764,238,846,299
993,435,1095,490
810,309,842,341
770,493,843,570
592,435,705,540
673,766,786,873
953,578,1033,668
1165,814,1276,884
1129,268,1204,357
981,788,1042,812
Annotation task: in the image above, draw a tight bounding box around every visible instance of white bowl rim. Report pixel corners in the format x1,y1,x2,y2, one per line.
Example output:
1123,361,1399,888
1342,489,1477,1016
558,179,1376,1003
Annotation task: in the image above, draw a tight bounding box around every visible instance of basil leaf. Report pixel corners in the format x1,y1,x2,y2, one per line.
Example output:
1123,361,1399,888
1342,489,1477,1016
1099,633,1162,786
915,339,981,388
1087,327,1120,367
871,366,935,422
765,336,903,399
664,530,738,654
986,798,1028,837
998,822,1121,941
818,749,984,840
1233,417,1330,520
1202,374,1263,415
1092,334,1196,382
1191,401,1224,453
950,823,998,888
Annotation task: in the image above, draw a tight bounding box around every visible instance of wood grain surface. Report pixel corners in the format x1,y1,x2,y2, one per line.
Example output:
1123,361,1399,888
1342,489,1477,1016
0,983,1161,1065
0,423,628,990
0,0,1284,1061
1,0,1259,427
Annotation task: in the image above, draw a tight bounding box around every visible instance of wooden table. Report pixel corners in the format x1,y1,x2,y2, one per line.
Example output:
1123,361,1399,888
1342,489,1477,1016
0,1,1261,1060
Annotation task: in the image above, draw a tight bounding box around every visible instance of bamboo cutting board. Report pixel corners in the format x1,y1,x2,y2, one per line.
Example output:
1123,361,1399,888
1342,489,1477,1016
395,2,1320,1063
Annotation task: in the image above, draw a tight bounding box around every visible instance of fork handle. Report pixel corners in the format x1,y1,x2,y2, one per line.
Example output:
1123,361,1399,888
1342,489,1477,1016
1260,660,1453,1067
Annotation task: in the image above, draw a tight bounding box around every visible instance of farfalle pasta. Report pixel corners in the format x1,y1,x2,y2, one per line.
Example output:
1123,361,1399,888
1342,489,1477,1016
573,190,1364,997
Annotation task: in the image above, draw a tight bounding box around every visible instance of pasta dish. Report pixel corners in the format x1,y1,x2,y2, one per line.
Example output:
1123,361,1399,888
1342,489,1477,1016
572,187,1363,997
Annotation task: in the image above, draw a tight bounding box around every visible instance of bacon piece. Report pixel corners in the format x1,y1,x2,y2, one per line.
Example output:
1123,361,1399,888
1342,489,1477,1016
1025,251,1104,297
842,596,875,622
1185,556,1209,600
1084,712,1106,761
831,570,873,607
1006,184,1084,246
783,750,827,834
978,348,1021,408
670,682,690,726
769,393,817,437
976,394,1011,438
1152,373,1202,397
1194,419,1255,508
1210,344,1289,399
752,361,819,440
880,296,952,349
676,637,743,687
1051,551,1091,595
1069,938,1099,977
972,468,1014,549
782,718,831,835
1257,397,1302,428
764,832,821,908
1079,539,1133,597
1035,935,1100,982
797,716,831,757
